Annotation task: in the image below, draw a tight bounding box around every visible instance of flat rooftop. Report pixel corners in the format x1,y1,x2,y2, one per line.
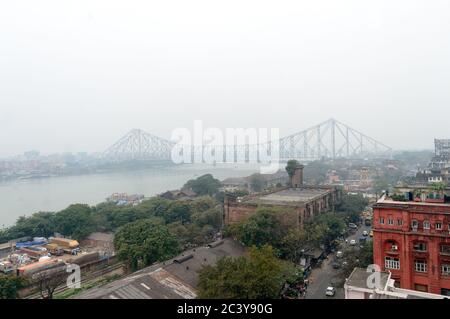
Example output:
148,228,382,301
376,195,450,209
244,187,332,206
346,267,390,290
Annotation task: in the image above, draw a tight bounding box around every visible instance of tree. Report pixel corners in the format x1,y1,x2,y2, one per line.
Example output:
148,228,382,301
0,276,27,299
228,208,288,249
249,173,266,192
197,245,300,299
336,242,373,286
33,268,68,299
165,201,192,224
285,160,301,177
114,218,180,271
184,174,222,196
336,193,369,224
52,204,94,240
279,229,308,263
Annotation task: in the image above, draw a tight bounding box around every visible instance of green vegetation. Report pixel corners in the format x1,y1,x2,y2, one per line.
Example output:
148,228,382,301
248,173,266,192
0,195,222,245
226,207,348,263
285,159,301,177
336,193,369,224
336,242,373,285
183,174,222,196
114,218,181,271
0,276,27,299
197,245,302,299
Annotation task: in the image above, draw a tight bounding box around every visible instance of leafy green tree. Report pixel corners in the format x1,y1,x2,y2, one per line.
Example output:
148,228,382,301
249,173,266,192
0,276,27,299
197,245,300,299
285,160,301,177
165,201,192,224
52,204,94,240
114,218,180,271
228,208,287,248
184,174,222,196
279,229,308,262
336,242,373,286
336,193,369,224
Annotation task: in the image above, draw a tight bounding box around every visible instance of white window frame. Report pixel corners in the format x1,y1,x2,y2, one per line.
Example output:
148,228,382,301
388,219,394,225
423,220,430,229
436,222,442,230
385,257,400,270
414,260,427,273
442,264,450,276
379,218,385,224
397,219,403,226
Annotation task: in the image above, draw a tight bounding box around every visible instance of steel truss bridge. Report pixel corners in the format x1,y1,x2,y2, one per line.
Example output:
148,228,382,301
103,118,392,163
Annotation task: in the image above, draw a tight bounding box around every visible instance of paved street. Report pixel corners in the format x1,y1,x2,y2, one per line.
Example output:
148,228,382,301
305,223,372,299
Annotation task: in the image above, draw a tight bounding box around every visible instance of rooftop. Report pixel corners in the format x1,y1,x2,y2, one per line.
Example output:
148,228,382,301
74,238,246,299
243,187,333,206
345,267,391,291
345,268,447,300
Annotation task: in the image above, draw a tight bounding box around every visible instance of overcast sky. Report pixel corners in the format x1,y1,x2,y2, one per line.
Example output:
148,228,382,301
1,1,449,157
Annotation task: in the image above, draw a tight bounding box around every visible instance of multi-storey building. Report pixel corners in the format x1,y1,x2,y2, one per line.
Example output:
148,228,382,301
372,191,450,296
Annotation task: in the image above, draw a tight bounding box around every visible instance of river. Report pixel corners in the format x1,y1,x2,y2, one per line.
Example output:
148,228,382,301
0,164,260,227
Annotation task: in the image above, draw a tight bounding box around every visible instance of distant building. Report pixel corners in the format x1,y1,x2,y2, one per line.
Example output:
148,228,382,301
159,189,197,200
345,268,447,299
417,139,450,184
106,193,145,205
81,232,115,253
372,188,450,296
224,165,341,228
74,238,246,299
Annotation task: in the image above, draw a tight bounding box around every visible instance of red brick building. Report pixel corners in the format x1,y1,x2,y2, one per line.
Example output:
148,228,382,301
373,194,450,296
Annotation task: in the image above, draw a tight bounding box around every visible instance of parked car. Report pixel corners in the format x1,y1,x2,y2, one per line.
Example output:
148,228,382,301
332,262,341,270
362,230,369,236
350,239,357,246
336,251,343,258
348,223,358,229
326,287,336,297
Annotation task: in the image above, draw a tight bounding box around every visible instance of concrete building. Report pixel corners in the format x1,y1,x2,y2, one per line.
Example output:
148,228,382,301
372,191,450,296
345,268,447,299
75,238,246,299
417,139,450,184
224,165,341,228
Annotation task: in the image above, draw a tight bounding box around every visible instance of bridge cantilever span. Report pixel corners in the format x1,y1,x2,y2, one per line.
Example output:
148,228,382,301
103,119,392,162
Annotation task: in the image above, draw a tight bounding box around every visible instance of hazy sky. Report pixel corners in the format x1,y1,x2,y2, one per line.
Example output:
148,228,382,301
1,1,449,157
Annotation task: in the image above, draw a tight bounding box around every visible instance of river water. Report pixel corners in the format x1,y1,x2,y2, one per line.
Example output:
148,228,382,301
0,164,260,227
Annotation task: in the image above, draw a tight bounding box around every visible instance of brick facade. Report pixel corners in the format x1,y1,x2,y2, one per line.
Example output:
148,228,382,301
373,199,450,295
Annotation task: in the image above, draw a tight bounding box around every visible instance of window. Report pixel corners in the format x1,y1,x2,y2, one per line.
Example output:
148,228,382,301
414,260,427,273
436,222,442,230
413,242,427,252
442,264,450,276
440,245,450,255
388,219,394,225
415,284,428,293
385,257,400,270
423,220,430,229
397,219,403,226
411,220,419,229
379,218,385,224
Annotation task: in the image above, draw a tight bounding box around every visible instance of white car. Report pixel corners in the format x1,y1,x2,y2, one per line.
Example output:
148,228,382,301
363,231,369,237
326,287,336,297
350,239,357,246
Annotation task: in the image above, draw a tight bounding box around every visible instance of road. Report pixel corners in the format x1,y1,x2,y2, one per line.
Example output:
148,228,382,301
305,223,372,299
